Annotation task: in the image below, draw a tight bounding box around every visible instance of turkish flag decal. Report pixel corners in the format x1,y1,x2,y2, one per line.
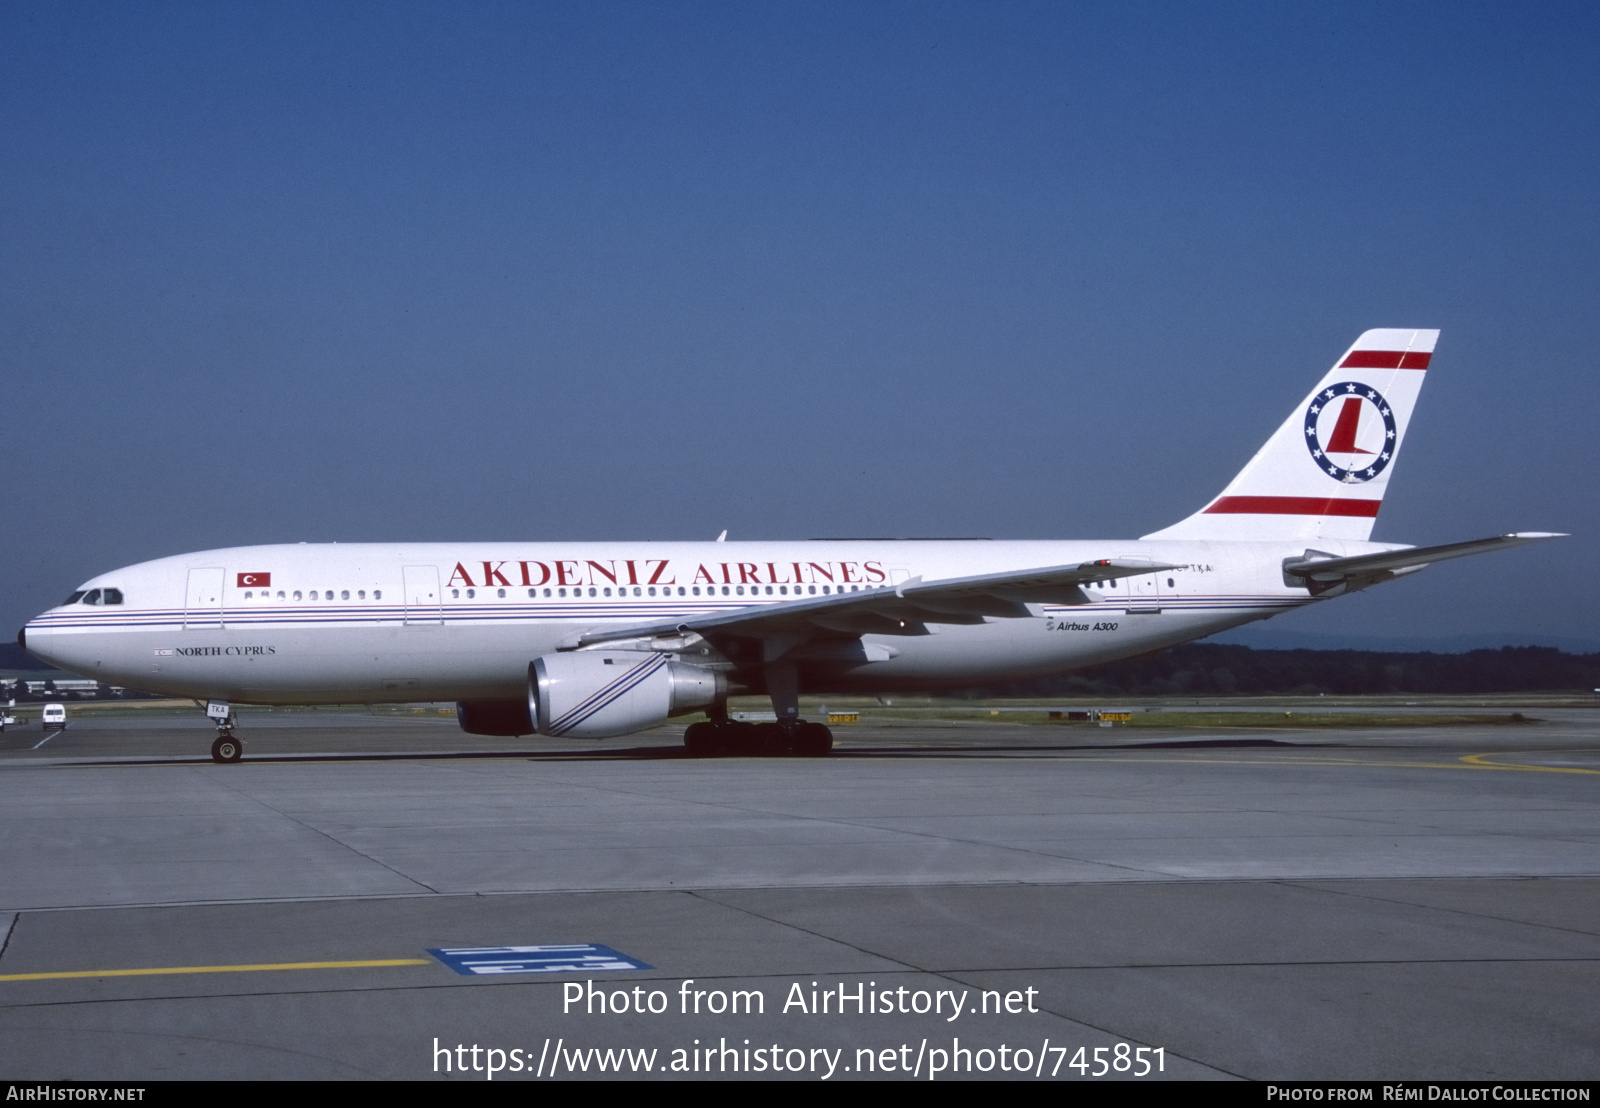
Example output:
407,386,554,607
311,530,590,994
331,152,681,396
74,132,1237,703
236,572,272,588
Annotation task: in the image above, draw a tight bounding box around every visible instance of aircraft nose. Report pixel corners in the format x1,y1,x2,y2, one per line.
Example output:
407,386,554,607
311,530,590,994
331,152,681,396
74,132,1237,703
18,619,54,666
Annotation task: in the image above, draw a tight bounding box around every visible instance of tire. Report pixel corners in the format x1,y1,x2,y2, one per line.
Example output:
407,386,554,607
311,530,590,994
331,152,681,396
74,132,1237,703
683,722,716,757
210,735,242,764
751,722,788,756
795,722,833,757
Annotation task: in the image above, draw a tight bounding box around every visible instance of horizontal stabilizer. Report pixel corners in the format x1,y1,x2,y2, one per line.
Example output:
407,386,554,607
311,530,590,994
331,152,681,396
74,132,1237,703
1285,532,1566,585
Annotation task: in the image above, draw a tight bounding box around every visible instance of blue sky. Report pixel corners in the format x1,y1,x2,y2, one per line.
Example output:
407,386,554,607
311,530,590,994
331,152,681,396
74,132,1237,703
3,1,1596,648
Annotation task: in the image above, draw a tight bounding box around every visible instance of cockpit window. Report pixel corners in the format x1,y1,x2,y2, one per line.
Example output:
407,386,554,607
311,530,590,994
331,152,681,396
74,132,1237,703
103,588,123,604
82,589,102,605
64,591,86,605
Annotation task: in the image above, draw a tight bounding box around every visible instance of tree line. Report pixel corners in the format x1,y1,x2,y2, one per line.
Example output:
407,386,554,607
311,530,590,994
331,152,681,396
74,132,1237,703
980,644,1600,698
6,640,1598,700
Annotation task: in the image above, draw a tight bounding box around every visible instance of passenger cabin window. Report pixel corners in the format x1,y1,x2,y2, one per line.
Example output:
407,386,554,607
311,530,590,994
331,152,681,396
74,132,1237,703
293,591,303,601
341,590,350,600
373,590,381,599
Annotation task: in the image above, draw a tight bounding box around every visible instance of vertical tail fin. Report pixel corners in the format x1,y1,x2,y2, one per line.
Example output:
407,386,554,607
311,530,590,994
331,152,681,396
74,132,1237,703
1143,328,1437,542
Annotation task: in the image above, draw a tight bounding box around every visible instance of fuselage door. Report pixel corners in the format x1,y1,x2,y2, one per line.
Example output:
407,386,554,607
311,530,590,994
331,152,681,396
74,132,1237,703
184,567,226,630
403,565,443,626
1116,557,1163,615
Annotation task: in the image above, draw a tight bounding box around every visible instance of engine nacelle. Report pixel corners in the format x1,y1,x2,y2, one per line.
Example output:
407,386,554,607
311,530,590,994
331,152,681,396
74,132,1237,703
530,652,723,738
456,699,535,737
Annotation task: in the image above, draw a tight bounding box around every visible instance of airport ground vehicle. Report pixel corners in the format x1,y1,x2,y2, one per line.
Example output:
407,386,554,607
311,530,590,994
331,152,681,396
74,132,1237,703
19,329,1560,762
40,702,66,732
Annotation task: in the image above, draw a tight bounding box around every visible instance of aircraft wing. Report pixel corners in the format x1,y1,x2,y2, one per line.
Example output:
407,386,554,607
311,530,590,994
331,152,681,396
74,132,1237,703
576,557,1181,648
1283,532,1566,585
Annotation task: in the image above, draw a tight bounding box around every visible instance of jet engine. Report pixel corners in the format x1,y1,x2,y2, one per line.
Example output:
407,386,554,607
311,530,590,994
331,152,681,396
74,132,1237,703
530,651,724,738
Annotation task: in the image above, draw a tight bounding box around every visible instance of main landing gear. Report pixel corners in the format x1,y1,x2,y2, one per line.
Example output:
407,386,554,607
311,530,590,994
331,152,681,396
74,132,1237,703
682,718,833,758
206,700,242,764
682,658,833,757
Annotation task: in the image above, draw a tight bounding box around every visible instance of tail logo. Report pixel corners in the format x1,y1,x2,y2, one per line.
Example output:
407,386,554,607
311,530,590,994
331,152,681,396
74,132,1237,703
1304,383,1397,483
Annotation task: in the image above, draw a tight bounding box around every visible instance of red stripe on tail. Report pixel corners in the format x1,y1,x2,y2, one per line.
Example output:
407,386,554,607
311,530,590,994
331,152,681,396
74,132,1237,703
1204,496,1382,517
1340,350,1431,369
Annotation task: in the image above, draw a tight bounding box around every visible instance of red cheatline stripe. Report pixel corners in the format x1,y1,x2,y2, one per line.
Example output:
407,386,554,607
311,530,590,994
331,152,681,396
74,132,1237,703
1340,350,1431,369
1204,496,1382,517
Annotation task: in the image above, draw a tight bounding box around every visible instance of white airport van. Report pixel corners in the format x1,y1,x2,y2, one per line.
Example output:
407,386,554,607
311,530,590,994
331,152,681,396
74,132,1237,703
41,702,67,731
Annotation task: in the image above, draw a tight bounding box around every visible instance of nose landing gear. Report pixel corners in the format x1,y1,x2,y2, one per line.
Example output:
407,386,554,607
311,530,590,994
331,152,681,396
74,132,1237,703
206,700,242,763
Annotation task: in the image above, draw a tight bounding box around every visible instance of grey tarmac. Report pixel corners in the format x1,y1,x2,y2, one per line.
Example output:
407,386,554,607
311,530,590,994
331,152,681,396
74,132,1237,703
0,708,1597,1081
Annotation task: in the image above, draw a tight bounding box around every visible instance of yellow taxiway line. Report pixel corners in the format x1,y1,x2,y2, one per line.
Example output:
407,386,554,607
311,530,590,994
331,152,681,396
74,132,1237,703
931,751,1600,774
0,958,431,983
1458,751,1600,775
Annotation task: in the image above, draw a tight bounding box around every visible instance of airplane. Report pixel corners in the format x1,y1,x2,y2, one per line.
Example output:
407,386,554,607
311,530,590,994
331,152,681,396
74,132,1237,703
18,329,1562,763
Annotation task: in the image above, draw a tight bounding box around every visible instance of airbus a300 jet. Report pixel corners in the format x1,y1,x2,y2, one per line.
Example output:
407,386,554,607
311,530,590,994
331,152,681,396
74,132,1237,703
20,329,1560,762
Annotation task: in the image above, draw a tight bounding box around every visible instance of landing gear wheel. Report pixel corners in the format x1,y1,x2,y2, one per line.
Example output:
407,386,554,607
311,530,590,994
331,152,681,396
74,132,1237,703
794,722,833,757
685,721,762,757
720,721,757,756
683,722,717,757
210,735,242,764
752,722,790,756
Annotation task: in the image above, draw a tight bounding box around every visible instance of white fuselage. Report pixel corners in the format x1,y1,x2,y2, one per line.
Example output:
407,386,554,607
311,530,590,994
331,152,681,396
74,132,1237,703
22,537,1389,704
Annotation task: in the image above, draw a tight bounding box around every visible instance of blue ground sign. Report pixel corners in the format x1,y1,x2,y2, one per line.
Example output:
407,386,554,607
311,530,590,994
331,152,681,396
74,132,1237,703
428,944,652,976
